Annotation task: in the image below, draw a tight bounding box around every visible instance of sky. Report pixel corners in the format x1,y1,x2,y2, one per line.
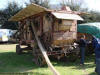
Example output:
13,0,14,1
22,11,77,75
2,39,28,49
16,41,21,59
0,0,100,11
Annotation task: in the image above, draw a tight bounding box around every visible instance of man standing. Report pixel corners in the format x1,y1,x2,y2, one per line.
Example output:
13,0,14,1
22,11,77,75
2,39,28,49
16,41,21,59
79,35,87,65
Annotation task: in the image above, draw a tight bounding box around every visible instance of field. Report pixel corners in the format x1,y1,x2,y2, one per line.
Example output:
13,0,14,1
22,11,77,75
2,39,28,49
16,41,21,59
0,44,97,75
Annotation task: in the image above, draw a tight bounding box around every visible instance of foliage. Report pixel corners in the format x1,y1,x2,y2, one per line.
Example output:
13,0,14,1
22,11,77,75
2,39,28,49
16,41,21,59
60,0,100,24
60,0,82,11
81,11,100,23
0,2,22,30
0,0,50,30
26,0,50,8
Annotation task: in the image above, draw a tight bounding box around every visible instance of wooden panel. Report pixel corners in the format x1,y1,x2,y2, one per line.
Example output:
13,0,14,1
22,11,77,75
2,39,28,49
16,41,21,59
59,25,71,31
62,20,73,26
34,17,41,36
52,39,75,46
53,31,76,45
43,15,52,32
53,31,76,40
54,20,75,31
70,25,76,31
54,21,59,31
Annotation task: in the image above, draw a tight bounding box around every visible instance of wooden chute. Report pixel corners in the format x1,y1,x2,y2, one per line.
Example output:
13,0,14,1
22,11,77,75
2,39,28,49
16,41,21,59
31,22,60,75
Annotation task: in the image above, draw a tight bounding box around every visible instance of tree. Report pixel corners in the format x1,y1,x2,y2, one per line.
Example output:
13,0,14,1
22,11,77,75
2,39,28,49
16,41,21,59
80,11,100,23
0,2,22,30
60,0,83,11
26,0,50,8
60,0,100,24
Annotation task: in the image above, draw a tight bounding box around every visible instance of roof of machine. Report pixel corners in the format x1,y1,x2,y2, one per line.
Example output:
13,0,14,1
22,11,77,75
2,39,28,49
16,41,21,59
9,3,49,21
9,3,83,21
52,12,83,20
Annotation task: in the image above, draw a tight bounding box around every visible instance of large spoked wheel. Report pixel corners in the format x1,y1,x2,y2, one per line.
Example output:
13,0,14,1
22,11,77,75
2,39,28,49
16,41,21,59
32,45,46,67
16,45,22,55
36,54,45,67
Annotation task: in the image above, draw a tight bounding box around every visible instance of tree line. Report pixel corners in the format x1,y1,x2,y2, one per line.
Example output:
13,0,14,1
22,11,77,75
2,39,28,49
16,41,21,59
0,0,100,30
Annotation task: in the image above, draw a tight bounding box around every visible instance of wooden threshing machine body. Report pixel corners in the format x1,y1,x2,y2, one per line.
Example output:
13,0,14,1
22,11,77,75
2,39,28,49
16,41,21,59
9,3,83,67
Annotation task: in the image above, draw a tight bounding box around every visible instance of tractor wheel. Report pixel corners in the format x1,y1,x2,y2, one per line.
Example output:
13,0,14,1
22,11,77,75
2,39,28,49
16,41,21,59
32,46,46,67
16,45,22,55
34,54,45,67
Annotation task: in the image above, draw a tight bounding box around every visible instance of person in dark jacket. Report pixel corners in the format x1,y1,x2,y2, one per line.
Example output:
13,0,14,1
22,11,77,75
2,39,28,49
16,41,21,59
79,35,87,65
92,37,100,75
92,36,98,49
92,36,98,64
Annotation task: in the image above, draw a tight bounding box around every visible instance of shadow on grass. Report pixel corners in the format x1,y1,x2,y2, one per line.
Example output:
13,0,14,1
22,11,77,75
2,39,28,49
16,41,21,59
33,72,50,75
0,52,40,72
89,72,97,75
51,54,96,70
0,51,96,75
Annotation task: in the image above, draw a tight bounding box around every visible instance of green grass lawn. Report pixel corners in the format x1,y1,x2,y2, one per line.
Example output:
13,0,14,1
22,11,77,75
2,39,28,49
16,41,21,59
0,44,97,75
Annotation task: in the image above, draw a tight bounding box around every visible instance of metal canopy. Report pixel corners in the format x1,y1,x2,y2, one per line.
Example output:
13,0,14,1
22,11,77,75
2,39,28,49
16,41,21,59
78,22,100,38
9,3,48,21
52,12,84,21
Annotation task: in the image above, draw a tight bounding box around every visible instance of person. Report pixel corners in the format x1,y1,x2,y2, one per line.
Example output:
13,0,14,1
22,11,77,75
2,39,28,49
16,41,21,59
79,35,87,65
92,36,98,49
92,36,98,64
92,37,100,75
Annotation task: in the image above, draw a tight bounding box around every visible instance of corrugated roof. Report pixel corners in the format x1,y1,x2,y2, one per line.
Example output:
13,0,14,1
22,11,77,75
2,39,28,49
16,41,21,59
52,12,83,20
9,3,48,21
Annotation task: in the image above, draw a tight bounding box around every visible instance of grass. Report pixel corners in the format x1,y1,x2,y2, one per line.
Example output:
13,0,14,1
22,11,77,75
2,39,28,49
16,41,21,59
0,44,98,75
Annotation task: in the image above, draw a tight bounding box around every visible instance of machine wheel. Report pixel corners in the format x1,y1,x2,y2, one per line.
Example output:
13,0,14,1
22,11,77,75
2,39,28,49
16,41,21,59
16,45,22,55
32,45,46,67
36,54,45,66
